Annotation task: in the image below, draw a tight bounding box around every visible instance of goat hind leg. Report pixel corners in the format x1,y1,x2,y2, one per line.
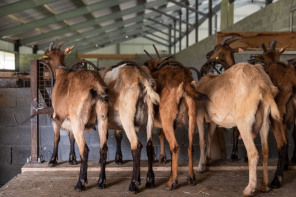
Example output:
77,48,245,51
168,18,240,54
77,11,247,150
73,130,89,191
49,121,61,167
115,129,123,165
69,131,77,165
231,127,239,161
158,129,167,164
206,123,217,166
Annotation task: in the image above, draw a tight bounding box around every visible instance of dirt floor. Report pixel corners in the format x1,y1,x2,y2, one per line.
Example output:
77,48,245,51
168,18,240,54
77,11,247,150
1,159,296,197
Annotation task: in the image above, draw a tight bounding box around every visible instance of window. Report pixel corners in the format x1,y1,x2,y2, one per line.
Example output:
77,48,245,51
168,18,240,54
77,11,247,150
0,51,15,70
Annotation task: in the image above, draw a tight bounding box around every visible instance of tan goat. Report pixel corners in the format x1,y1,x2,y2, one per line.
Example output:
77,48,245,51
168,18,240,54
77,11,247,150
100,60,160,193
42,42,109,191
192,63,281,196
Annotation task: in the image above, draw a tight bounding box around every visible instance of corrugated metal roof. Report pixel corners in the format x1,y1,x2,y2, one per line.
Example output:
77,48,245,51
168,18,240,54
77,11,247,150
0,0,268,53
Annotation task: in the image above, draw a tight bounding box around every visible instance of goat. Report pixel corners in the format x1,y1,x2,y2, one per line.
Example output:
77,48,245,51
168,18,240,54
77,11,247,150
192,62,281,196
41,41,109,191
143,46,207,189
100,59,160,193
205,38,290,189
253,40,296,165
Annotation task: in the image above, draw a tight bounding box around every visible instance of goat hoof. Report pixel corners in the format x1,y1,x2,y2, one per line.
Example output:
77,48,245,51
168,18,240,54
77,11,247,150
230,154,238,161
69,158,77,165
291,155,296,164
197,163,206,173
165,180,178,191
159,154,167,164
48,160,57,167
260,183,270,193
269,177,281,189
74,181,86,192
97,180,106,189
187,176,197,186
146,173,155,188
115,154,123,165
242,186,255,197
129,182,140,194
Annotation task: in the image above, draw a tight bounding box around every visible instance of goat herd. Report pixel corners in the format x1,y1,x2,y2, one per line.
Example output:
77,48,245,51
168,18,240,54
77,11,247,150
39,36,296,196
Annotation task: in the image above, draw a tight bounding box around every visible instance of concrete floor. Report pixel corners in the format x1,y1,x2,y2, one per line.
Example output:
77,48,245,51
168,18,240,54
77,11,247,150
1,160,296,197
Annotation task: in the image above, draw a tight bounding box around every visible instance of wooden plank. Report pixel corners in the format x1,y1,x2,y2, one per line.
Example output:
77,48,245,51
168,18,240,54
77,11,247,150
0,72,51,79
76,54,138,59
217,32,296,51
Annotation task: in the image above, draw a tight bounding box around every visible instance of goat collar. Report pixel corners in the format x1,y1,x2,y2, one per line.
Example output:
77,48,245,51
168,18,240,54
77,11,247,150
54,65,68,69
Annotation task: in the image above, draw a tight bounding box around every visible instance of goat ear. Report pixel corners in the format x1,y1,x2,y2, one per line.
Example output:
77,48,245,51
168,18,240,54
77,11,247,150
64,45,76,55
233,47,244,53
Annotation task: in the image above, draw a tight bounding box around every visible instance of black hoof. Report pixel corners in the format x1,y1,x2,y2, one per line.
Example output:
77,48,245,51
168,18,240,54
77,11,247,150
187,176,197,186
159,154,167,164
97,179,106,189
165,180,178,191
115,153,123,165
74,181,86,192
291,155,296,164
129,182,140,194
146,172,155,188
230,154,238,161
48,160,58,167
269,177,281,189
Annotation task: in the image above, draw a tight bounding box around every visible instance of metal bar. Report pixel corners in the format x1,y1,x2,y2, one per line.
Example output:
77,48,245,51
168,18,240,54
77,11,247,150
146,25,170,37
30,60,39,162
169,24,172,54
167,0,207,16
195,0,199,43
174,19,176,54
179,10,182,52
209,0,212,36
150,8,194,28
143,35,170,47
147,18,184,34
186,0,189,47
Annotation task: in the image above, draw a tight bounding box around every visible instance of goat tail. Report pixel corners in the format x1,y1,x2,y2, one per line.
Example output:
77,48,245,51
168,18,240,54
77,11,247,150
263,86,280,121
184,81,209,100
142,78,160,105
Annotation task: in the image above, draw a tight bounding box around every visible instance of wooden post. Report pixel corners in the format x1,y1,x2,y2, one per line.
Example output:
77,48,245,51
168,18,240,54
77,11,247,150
30,60,39,162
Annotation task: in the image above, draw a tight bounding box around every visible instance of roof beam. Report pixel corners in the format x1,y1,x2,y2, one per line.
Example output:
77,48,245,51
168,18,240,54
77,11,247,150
33,2,172,48
0,0,56,17
0,0,129,37
150,8,195,28
167,0,207,16
22,0,168,45
39,4,181,49
143,35,169,47
147,18,185,34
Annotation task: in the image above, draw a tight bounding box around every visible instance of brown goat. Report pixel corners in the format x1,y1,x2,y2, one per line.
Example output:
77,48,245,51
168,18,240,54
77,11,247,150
100,59,160,193
205,38,290,189
192,62,281,196
41,42,109,191
144,46,207,189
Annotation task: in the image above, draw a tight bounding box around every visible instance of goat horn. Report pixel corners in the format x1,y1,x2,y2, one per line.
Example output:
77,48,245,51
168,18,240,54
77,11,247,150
48,42,54,51
144,50,154,60
220,36,233,45
153,44,161,60
270,40,278,50
56,41,69,49
225,36,242,45
261,43,267,52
